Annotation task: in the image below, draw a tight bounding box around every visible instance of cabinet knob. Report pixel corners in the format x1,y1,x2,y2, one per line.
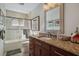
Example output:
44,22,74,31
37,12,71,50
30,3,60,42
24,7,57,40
54,51,63,56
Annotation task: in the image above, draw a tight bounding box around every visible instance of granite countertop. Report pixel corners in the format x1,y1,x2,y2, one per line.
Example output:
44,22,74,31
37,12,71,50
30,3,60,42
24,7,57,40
30,36,79,55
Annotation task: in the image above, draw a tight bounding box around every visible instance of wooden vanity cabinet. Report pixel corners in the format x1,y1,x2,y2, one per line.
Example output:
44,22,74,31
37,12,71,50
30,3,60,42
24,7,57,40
29,37,77,56
29,37,35,56
34,39,50,56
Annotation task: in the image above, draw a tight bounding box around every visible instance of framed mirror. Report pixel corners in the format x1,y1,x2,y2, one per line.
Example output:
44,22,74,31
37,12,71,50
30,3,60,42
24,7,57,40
45,3,64,34
31,16,40,31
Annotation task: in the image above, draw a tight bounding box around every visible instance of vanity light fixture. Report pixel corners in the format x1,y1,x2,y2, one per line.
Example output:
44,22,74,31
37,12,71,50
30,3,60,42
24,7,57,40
48,3,56,8
43,3,61,11
43,3,49,11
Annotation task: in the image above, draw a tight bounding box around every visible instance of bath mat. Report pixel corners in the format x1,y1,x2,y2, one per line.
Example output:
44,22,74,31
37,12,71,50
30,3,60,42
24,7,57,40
6,49,21,56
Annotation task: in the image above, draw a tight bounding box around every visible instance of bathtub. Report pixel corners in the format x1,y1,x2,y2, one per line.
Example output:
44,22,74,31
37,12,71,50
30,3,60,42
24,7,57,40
4,39,29,52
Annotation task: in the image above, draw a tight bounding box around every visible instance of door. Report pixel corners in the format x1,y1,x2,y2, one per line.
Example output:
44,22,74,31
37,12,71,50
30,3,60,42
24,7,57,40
0,9,5,56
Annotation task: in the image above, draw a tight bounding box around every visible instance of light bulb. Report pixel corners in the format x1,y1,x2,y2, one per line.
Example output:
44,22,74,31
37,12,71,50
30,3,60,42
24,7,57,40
48,3,56,8
43,4,49,11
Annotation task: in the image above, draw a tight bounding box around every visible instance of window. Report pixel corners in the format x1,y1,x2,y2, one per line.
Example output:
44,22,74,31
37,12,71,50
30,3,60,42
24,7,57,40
19,20,24,26
12,19,24,26
12,19,19,26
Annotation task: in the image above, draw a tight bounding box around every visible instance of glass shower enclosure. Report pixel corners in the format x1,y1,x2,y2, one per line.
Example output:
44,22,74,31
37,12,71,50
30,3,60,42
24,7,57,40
4,16,31,56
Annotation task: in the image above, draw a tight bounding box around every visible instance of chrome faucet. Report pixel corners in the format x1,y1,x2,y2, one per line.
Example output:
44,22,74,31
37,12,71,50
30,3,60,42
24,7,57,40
47,32,57,38
47,32,53,38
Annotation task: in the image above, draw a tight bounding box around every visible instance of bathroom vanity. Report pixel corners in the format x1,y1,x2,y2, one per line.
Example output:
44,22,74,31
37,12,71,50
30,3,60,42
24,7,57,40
29,36,79,56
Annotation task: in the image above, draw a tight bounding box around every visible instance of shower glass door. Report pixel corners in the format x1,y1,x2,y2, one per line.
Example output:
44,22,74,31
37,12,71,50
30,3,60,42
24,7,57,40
5,18,20,41
4,17,22,55
4,17,31,55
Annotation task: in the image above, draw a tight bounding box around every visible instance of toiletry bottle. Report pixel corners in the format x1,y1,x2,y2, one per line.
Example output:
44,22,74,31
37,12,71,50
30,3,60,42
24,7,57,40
71,27,79,43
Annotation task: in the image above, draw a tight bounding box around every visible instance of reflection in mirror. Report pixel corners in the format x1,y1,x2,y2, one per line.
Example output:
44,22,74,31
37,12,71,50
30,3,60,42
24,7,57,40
46,7,60,31
44,3,64,34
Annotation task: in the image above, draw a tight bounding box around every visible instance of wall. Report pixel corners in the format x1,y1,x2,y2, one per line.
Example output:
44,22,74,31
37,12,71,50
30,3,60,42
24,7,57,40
6,10,28,19
30,3,79,36
6,10,31,29
29,4,45,32
64,3,79,36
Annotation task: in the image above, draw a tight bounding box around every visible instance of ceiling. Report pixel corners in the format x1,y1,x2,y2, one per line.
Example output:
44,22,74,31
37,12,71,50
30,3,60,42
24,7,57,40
5,3,40,14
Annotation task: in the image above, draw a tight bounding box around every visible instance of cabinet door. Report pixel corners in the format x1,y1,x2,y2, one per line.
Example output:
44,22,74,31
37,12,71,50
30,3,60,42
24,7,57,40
50,48,61,56
29,48,34,56
35,45,49,56
50,46,63,56
40,47,49,56
35,45,41,56
29,37,35,56
51,52,61,56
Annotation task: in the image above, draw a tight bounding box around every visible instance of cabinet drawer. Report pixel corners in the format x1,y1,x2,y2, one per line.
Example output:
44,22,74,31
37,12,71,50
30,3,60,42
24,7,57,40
51,46,62,56
51,45,76,56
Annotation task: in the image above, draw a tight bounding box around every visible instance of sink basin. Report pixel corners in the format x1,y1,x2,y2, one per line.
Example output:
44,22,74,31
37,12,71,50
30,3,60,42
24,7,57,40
37,35,49,38
38,36,52,40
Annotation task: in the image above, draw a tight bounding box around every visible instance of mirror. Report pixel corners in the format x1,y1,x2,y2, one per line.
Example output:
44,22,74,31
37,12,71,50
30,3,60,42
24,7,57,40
45,3,64,34
31,16,40,31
